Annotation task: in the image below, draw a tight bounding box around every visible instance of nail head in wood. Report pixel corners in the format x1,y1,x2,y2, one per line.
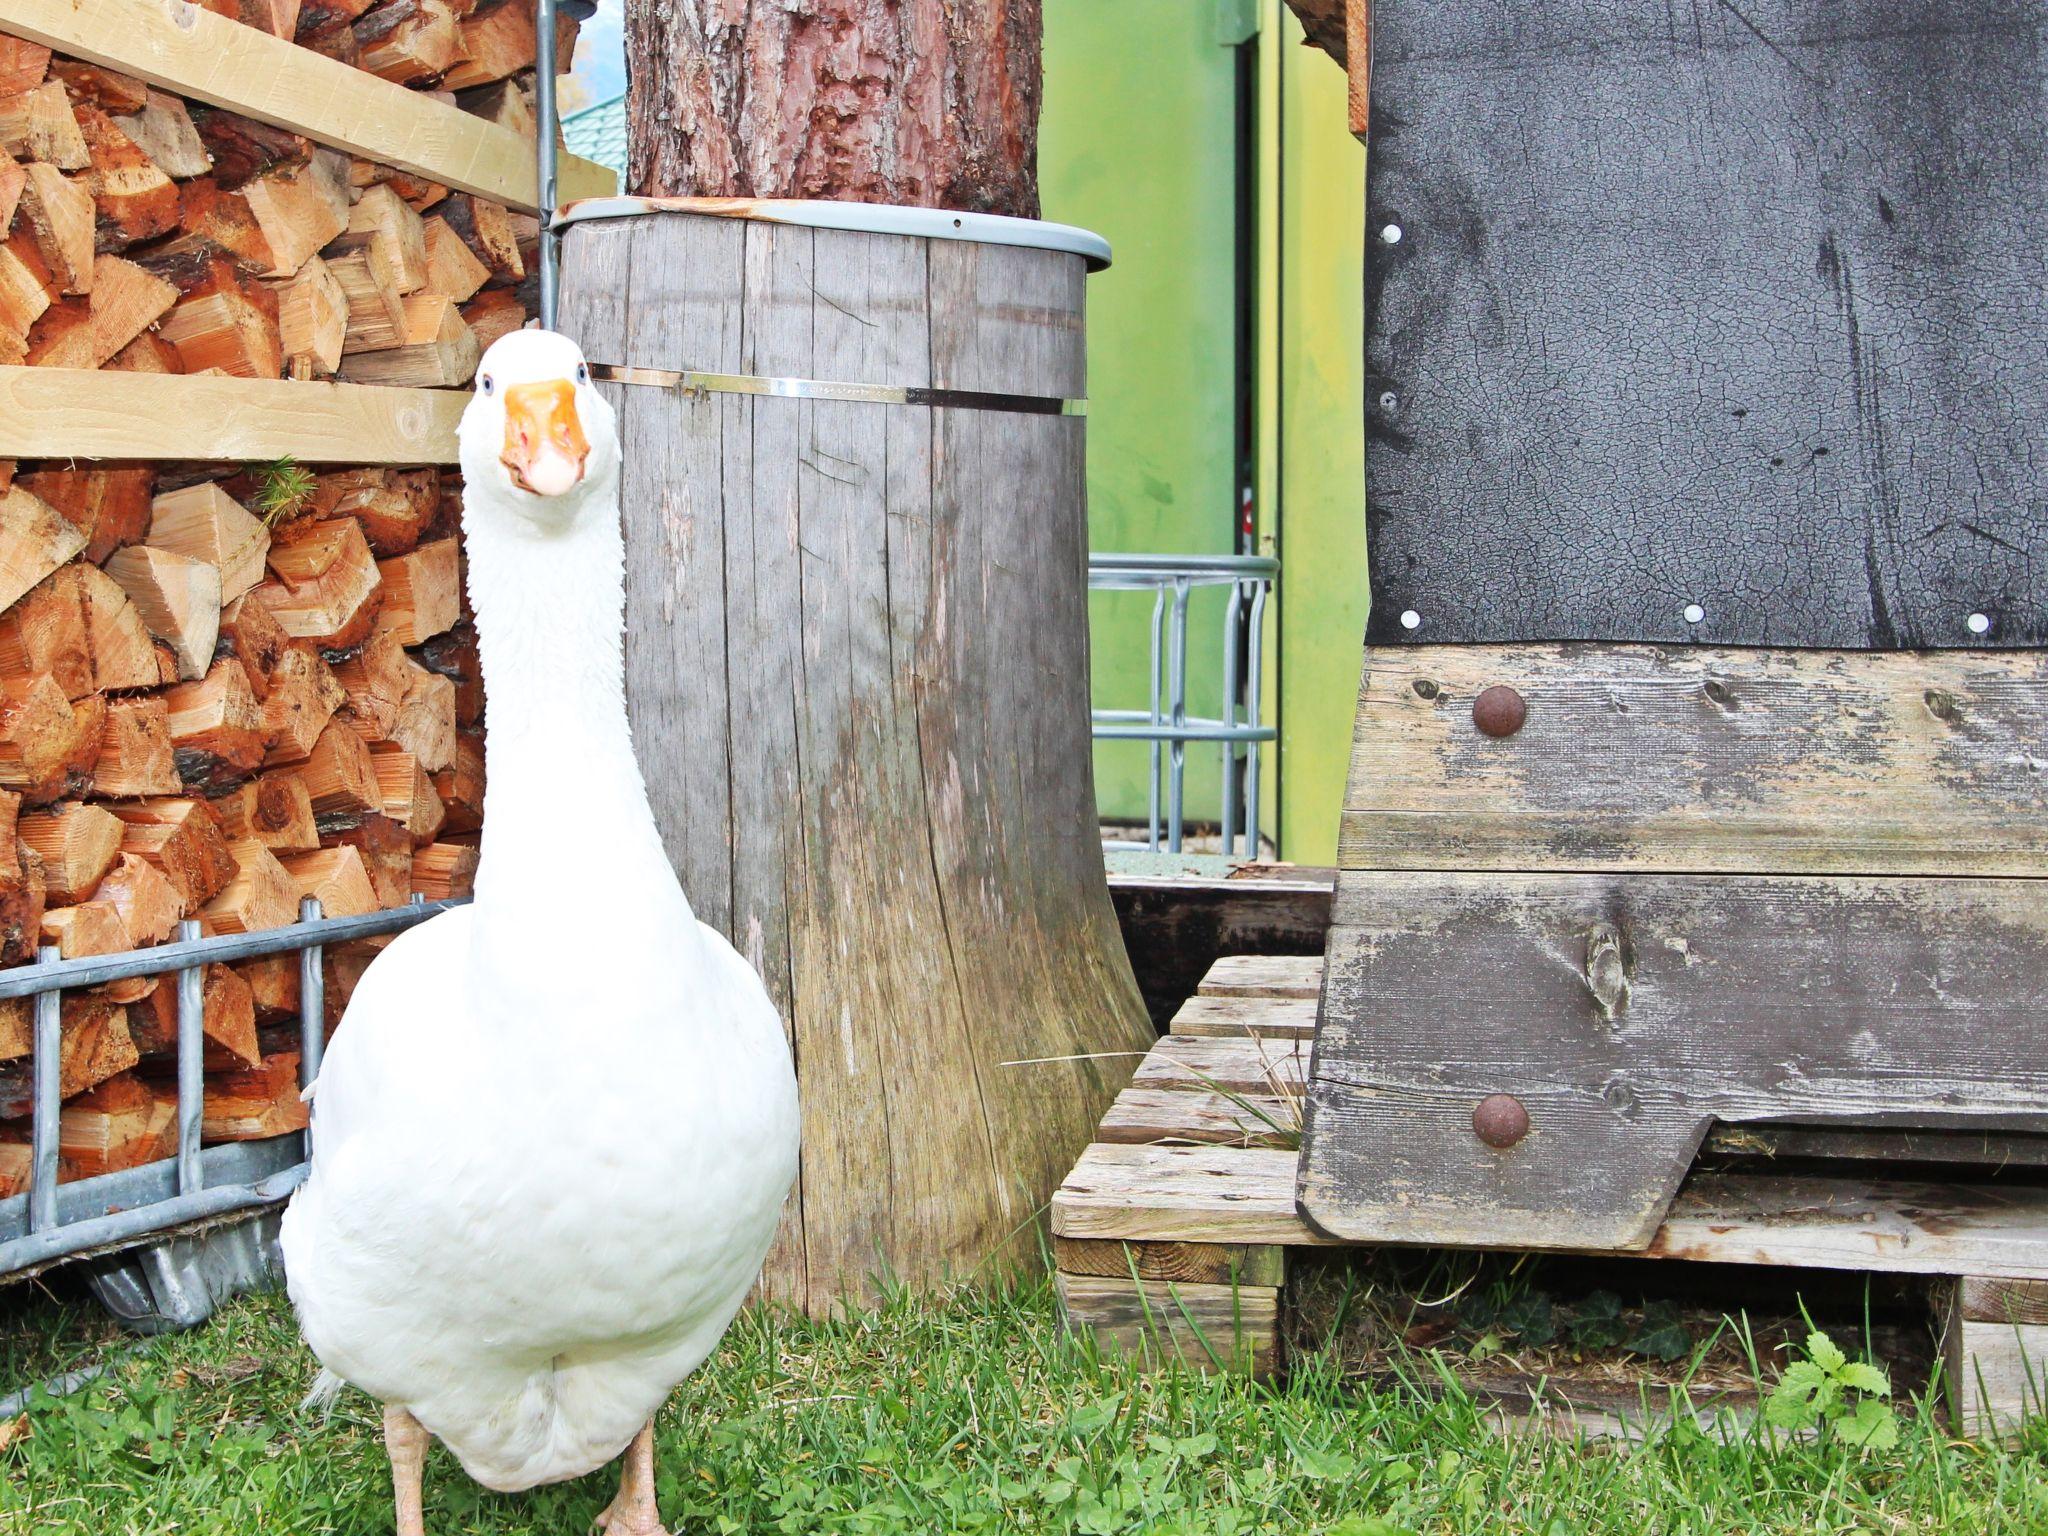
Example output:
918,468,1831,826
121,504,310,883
1472,684,1527,737
1472,1093,1530,1149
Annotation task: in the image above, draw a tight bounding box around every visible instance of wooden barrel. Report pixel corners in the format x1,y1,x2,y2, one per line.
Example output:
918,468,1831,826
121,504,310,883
557,200,1155,1314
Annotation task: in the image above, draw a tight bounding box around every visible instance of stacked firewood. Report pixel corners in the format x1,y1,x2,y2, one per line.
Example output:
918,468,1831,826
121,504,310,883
0,13,549,1190
0,12,567,378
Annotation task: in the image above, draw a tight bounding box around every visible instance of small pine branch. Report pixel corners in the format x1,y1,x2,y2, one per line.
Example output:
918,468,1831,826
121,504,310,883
253,456,317,530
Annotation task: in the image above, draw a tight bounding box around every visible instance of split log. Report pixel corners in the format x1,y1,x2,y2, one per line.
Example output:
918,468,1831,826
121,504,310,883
0,39,51,98
198,839,299,935
331,183,427,292
0,788,44,964
297,19,363,66
201,1049,307,1140
321,936,383,1025
274,253,346,378
134,960,260,1066
91,695,180,797
18,464,154,565
355,0,468,85
0,160,24,245
17,162,93,294
369,747,444,843
444,0,576,89
0,565,94,699
279,845,376,917
103,544,221,679
297,0,379,34
192,110,307,189
385,171,447,211
242,149,350,277
217,770,319,852
298,719,379,822
259,644,347,761
416,620,482,725
330,622,408,737
409,838,475,899
379,658,454,772
105,328,182,374
237,0,307,38
156,256,283,377
47,61,150,116
1,678,103,804
218,588,293,686
74,105,179,251
327,240,408,352
41,899,129,957
92,851,183,945
236,953,299,1021
438,192,520,283
0,230,56,354
23,254,176,368
162,656,268,789
137,179,276,286
368,535,460,645
307,466,436,555
18,802,123,903
72,560,167,688
420,213,489,302
57,1073,175,1179
335,293,477,386
107,798,236,909
147,482,269,603
459,286,524,349
429,726,482,832
111,91,212,180
456,78,532,139
254,514,383,647
325,813,411,905
0,995,137,1115
0,483,89,610
0,83,88,171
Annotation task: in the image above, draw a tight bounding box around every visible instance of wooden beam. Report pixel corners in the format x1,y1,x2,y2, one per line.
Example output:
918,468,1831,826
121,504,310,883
0,366,462,462
0,0,615,214
1345,1,1371,141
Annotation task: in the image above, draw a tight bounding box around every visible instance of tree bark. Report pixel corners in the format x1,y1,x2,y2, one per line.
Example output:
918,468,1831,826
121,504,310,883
626,0,1042,218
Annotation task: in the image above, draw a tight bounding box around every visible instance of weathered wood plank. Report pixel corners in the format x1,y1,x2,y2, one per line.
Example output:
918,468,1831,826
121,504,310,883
1136,1034,1309,1097
1197,953,1323,999
1053,1236,1286,1288
1340,645,2048,876
1944,1299,2048,1440
1169,993,1317,1039
1301,872,2048,1251
1053,1142,1334,1248
1055,1272,1279,1375
0,0,613,212
1099,1085,1300,1149
0,366,462,462
1109,864,1333,1026
1960,1278,2048,1327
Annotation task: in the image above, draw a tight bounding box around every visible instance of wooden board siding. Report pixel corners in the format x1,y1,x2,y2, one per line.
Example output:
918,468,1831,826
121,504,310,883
0,0,613,212
1339,645,2048,877
1055,1271,1279,1374
1298,872,2048,1251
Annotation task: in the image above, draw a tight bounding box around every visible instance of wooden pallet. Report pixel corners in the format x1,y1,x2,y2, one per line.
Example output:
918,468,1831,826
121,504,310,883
1051,953,2048,1437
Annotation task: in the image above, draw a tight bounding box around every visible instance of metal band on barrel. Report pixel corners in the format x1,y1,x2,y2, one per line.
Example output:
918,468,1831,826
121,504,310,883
588,363,1086,417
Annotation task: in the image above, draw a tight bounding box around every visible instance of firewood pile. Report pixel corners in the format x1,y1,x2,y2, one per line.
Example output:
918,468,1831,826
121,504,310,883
0,7,557,1192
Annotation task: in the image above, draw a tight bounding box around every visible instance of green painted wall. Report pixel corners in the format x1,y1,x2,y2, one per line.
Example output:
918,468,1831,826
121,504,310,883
1041,0,1240,829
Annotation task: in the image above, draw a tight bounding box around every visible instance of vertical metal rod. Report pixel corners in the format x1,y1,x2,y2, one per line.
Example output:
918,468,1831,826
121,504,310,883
174,918,204,1196
298,897,326,1164
1166,579,1192,854
28,946,61,1232
1245,579,1269,859
1220,581,1244,855
1145,587,1164,853
534,0,561,330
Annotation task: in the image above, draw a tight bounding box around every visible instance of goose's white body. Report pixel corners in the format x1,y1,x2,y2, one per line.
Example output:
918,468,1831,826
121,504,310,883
281,332,799,1495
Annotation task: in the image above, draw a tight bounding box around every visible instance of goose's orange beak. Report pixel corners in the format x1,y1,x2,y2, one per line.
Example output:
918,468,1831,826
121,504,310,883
500,379,589,497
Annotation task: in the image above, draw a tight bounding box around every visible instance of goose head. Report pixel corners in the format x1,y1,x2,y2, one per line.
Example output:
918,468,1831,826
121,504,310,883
457,329,619,532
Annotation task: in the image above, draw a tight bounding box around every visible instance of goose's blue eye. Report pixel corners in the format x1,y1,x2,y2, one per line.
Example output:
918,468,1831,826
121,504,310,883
575,363,589,385
480,375,495,395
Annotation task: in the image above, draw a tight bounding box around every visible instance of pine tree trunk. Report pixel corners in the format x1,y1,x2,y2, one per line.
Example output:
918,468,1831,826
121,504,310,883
625,0,1042,217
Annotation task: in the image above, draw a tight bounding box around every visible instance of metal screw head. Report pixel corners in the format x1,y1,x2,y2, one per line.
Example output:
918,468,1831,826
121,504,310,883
1399,609,1422,631
1381,222,1404,244
1683,603,1706,625
1968,611,1992,636
1472,684,1527,737
1473,1094,1530,1149
1378,390,1400,411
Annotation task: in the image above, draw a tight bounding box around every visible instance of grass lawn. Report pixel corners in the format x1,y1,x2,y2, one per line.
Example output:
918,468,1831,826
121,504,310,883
0,1273,2044,1534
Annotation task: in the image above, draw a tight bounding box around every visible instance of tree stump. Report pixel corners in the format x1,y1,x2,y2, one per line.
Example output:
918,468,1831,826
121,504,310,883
558,203,1153,1313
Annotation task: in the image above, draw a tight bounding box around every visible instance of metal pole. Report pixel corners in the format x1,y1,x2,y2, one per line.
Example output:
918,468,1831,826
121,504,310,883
535,0,561,330
1166,578,1191,854
28,946,60,1232
298,897,326,1164
1220,581,1243,855
1245,579,1269,859
1146,587,1164,853
174,919,205,1196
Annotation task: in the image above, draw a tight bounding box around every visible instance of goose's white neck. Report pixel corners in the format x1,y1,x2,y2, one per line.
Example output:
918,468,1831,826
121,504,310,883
461,483,699,994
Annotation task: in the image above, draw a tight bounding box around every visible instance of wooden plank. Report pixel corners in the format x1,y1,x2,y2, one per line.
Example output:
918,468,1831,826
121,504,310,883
1340,645,2048,876
0,0,613,214
1053,1142,1333,1248
1197,953,1323,999
1300,871,2048,1251
1136,1034,1309,1097
1961,1278,2048,1326
1052,1235,1286,1288
1169,993,1316,1039
1945,1294,2048,1439
1109,863,1332,1026
1099,1085,1300,1149
1054,1271,1279,1375
1706,1124,2048,1170
0,366,462,462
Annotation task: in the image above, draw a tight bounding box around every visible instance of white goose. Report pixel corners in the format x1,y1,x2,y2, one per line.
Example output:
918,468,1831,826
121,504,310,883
280,329,800,1536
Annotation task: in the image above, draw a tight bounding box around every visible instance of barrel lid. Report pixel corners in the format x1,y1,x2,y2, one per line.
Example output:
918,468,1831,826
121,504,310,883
556,196,1111,272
